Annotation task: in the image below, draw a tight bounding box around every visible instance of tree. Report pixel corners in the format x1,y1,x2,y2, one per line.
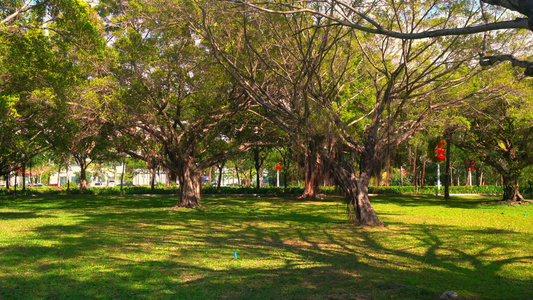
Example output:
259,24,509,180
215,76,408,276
98,0,249,207
1,0,108,187
197,2,362,200
455,65,533,202
200,1,490,225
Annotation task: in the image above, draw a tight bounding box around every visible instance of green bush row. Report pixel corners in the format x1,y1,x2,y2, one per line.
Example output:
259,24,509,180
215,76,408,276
366,185,504,195
0,186,180,196
0,185,504,196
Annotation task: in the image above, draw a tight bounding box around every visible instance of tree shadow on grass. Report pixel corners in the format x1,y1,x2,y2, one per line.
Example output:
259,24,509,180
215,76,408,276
371,195,499,209
0,211,55,220
0,196,532,299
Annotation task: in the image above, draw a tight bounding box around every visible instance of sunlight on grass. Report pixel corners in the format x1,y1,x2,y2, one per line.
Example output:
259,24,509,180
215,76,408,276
0,194,531,299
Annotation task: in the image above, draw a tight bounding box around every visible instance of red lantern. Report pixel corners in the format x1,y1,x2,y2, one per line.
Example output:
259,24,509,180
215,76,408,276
466,159,476,170
434,141,446,162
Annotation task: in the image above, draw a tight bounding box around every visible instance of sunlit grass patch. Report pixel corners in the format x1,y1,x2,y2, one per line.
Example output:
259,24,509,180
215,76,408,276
0,194,531,299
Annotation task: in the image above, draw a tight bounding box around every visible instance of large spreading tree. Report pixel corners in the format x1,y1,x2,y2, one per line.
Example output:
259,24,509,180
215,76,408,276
97,0,249,207
198,0,493,225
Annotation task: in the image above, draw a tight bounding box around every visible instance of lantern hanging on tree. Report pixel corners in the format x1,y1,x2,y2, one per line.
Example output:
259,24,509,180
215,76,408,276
434,141,446,162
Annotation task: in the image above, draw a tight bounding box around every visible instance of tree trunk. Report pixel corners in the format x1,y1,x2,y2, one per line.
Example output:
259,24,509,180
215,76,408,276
421,159,427,187
168,170,178,187
235,163,241,186
384,150,391,186
66,162,70,191
330,163,383,226
300,141,321,200
79,161,88,190
253,148,263,190
502,172,524,202
217,160,225,192
175,157,202,208
354,173,384,226
120,161,125,196
5,173,10,192
22,165,26,191
450,167,454,187
412,145,418,187
150,168,156,191
327,148,383,227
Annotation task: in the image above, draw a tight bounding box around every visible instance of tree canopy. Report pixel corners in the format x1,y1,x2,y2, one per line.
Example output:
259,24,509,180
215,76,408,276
1,0,532,225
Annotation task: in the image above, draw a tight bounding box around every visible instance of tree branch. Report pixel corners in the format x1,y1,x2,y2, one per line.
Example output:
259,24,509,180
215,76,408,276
0,0,32,25
233,1,530,38
480,54,533,75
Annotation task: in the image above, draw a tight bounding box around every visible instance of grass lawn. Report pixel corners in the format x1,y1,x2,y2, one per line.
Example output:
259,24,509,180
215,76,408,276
0,194,531,299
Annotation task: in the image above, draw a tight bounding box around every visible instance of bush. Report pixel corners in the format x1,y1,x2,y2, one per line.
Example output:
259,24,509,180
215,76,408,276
0,185,505,196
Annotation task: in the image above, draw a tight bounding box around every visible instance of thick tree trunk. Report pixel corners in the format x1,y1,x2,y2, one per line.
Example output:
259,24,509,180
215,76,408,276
175,157,202,208
354,173,384,226
79,162,88,190
328,150,383,227
300,141,321,200
332,167,383,226
150,168,156,191
74,155,89,190
502,173,524,202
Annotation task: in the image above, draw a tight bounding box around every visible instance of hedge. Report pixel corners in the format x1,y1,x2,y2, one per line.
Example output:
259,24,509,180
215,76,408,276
0,185,504,196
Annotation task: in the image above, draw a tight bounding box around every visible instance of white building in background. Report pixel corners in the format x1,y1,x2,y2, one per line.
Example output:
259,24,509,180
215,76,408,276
47,165,169,187
0,164,170,187
131,169,168,186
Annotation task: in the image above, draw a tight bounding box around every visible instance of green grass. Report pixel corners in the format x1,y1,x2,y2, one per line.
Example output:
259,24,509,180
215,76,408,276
0,194,531,299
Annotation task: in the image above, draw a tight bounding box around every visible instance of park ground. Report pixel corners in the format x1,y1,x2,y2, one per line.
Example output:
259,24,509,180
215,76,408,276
0,194,531,299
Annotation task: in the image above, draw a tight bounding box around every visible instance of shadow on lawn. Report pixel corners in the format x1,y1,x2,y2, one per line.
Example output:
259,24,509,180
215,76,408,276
0,196,531,299
371,194,498,209
0,211,55,220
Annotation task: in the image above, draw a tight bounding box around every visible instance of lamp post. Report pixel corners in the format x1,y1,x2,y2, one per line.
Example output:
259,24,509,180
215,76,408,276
466,160,476,187
435,141,446,196
275,162,282,187
400,166,403,186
